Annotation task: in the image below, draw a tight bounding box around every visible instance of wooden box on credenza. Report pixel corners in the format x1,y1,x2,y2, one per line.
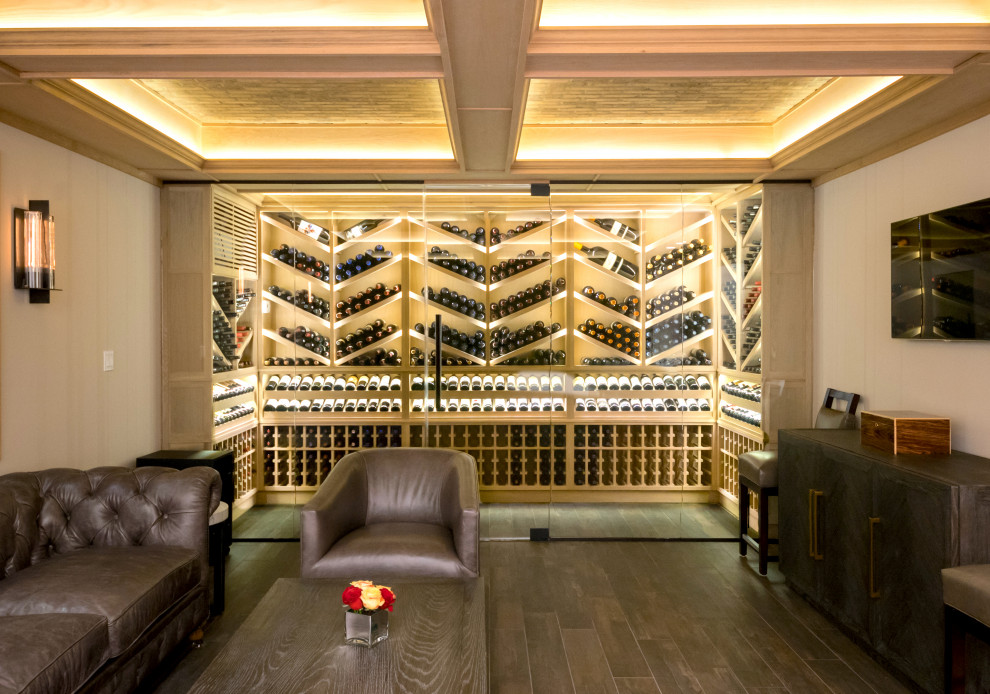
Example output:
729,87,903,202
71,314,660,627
861,410,951,455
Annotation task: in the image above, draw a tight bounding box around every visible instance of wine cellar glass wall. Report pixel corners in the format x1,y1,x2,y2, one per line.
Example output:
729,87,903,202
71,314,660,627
163,183,813,528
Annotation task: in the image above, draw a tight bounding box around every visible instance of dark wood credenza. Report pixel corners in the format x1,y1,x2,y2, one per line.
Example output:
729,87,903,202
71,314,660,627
779,429,990,694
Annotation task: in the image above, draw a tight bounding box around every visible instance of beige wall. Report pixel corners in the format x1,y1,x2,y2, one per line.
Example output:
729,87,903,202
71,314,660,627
0,123,161,472
814,114,990,457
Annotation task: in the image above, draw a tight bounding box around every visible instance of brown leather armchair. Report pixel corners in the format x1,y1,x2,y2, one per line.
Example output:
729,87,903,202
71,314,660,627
300,448,480,579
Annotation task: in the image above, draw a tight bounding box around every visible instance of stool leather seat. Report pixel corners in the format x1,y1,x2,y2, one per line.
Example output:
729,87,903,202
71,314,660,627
738,450,778,488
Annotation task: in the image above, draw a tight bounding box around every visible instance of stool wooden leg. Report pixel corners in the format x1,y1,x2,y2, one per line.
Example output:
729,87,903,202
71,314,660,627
739,482,749,557
946,606,966,694
758,487,771,575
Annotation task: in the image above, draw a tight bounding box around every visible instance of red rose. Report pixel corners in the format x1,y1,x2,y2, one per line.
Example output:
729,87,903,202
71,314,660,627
380,587,395,612
342,586,363,611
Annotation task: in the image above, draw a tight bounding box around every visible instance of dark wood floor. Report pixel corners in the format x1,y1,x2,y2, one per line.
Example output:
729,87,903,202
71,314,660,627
145,536,915,693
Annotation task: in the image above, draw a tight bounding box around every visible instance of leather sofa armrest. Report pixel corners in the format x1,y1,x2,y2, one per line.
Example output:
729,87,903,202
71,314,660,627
300,460,368,577
442,454,480,576
135,466,221,588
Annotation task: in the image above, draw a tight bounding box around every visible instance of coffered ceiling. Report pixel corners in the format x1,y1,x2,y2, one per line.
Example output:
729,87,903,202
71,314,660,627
0,0,987,185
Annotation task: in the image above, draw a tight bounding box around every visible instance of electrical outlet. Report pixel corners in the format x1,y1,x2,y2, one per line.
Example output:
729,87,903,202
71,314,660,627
103,350,114,371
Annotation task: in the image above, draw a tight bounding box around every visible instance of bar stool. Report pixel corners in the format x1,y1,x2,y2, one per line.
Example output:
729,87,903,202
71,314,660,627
739,387,860,575
943,565,990,693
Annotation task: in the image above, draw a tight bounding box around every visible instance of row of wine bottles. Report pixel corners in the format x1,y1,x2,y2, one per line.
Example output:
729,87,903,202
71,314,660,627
575,397,710,412
645,239,711,281
277,325,331,357
490,321,562,357
721,240,760,275
334,283,401,320
408,347,475,367
721,380,761,402
212,310,237,358
413,323,488,358
436,221,485,246
721,402,761,426
270,244,332,283
575,374,710,391
646,285,697,319
212,380,254,401
263,356,328,367
489,278,566,321
499,349,566,366
266,373,401,392
262,424,401,450
424,286,485,321
489,221,545,246
339,348,402,367
652,348,712,367
214,403,255,427
413,374,564,392
427,247,486,283
334,320,398,359
264,398,401,413
267,285,332,320
335,245,392,283
411,398,565,413
489,250,550,282
577,319,640,359
579,285,641,320
644,310,712,357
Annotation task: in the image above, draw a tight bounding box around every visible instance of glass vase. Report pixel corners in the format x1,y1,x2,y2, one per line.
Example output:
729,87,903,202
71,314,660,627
344,609,389,647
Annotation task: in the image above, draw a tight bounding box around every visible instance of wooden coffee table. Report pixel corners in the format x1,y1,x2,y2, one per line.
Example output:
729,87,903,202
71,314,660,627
188,578,487,694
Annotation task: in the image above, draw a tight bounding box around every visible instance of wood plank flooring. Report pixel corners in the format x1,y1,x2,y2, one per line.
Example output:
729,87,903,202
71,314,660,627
144,536,917,694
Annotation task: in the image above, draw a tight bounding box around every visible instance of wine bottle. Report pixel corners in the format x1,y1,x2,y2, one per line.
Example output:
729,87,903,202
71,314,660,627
573,243,638,280
592,218,640,243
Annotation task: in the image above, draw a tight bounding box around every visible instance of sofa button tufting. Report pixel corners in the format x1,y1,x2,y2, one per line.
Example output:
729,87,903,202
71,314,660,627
163,513,168,519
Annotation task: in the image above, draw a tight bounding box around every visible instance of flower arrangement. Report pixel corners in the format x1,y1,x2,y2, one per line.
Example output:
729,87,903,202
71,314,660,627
342,580,396,615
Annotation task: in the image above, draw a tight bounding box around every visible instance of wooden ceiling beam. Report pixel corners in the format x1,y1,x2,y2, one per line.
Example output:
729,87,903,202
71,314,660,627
431,0,536,173
528,25,990,55
526,52,971,78
0,27,440,56
0,26,443,78
526,24,989,77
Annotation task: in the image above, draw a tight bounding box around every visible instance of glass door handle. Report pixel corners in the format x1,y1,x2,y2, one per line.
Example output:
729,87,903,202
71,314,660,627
433,314,442,412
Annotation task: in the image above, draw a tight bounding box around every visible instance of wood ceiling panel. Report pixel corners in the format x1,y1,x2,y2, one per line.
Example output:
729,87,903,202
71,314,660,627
137,79,446,125
524,77,833,125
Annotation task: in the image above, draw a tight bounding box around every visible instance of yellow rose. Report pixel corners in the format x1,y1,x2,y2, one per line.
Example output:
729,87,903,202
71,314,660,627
350,580,374,589
360,586,384,610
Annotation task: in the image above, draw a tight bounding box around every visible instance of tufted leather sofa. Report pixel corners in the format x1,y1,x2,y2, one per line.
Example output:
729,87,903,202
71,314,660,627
301,448,479,579
0,466,220,694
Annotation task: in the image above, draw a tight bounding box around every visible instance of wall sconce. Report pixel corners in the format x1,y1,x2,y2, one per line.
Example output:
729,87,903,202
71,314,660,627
13,200,56,303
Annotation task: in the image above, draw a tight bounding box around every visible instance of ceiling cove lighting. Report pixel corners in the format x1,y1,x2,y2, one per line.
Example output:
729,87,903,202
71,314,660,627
0,0,428,28
538,0,990,26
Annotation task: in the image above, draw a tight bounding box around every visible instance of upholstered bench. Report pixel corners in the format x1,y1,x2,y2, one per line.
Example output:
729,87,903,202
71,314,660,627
943,564,990,693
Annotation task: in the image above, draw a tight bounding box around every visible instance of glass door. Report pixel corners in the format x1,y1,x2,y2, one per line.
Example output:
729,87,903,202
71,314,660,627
413,184,560,540
547,184,736,540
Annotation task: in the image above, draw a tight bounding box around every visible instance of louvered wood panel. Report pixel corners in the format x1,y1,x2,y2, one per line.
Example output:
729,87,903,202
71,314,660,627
213,190,257,276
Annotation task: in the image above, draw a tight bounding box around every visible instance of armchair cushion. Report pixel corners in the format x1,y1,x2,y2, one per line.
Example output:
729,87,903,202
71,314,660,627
304,522,468,579
301,448,479,579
